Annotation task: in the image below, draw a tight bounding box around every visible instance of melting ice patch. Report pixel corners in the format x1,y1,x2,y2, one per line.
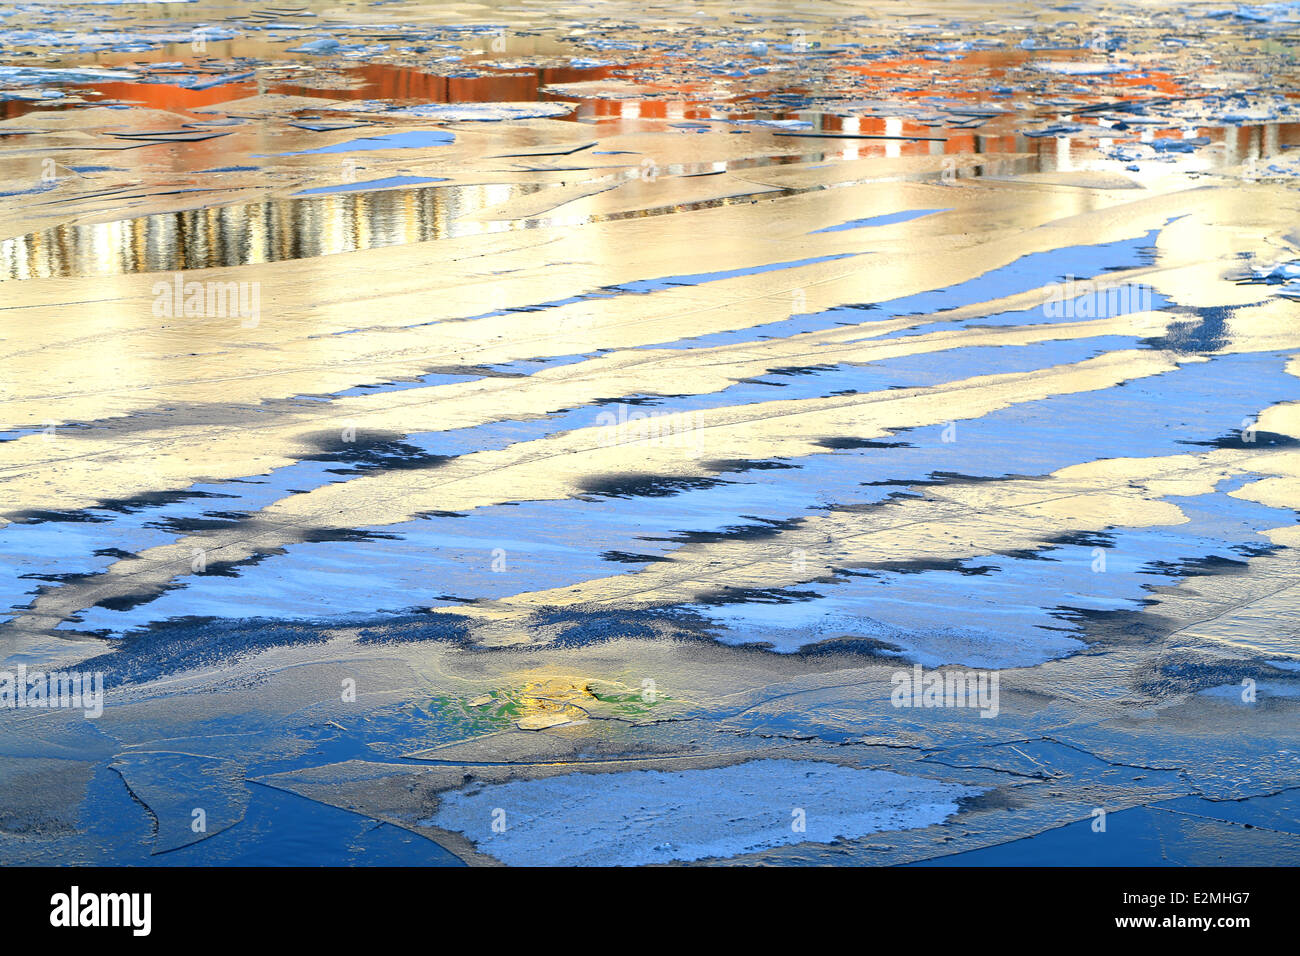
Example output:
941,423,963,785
604,252,861,294
292,175,448,196
650,227,1164,349
427,759,982,865
1250,260,1300,298
288,38,341,54
373,102,575,121
267,130,455,156
0,66,136,86
810,208,951,234
1198,681,1300,702
43,349,1298,638
1029,61,1130,75
1206,2,1300,23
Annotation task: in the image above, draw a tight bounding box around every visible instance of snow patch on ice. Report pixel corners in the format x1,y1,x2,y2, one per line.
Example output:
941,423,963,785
427,759,981,865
